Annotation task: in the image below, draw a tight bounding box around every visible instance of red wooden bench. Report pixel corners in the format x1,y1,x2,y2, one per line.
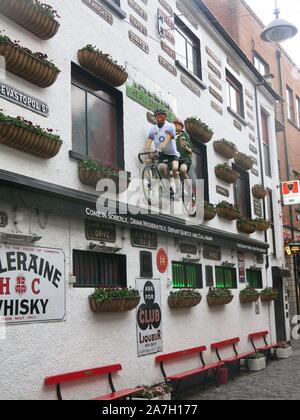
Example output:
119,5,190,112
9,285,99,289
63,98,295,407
44,364,143,400
156,346,224,399
249,331,279,360
211,338,256,379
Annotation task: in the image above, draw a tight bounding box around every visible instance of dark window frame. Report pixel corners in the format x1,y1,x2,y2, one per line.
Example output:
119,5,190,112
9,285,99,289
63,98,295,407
226,69,245,118
71,63,124,170
267,189,277,258
215,266,237,289
261,109,272,178
172,261,203,289
247,269,263,289
253,52,270,76
191,142,209,202
140,251,153,278
233,164,251,218
286,85,295,123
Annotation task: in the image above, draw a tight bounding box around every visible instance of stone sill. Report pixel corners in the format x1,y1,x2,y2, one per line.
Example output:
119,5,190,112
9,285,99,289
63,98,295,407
227,107,248,126
175,60,207,90
97,0,127,19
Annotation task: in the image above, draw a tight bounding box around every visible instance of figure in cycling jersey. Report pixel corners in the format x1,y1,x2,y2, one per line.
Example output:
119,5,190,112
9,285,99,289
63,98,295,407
174,118,193,190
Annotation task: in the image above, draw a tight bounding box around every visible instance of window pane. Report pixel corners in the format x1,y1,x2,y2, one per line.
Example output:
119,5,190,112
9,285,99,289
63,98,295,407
186,42,194,72
172,262,202,288
216,267,224,288
175,29,187,64
72,84,87,155
87,93,117,165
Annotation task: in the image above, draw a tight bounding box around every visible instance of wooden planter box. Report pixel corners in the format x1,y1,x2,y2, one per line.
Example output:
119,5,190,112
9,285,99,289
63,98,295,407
252,185,267,200
0,121,62,158
217,206,241,221
237,220,257,234
78,49,128,87
0,42,59,88
0,0,60,40
213,141,236,159
185,120,213,144
234,153,254,171
79,165,131,192
207,296,233,306
89,296,140,313
204,206,217,221
168,296,202,309
215,166,239,184
260,294,278,303
256,221,271,232
240,295,260,304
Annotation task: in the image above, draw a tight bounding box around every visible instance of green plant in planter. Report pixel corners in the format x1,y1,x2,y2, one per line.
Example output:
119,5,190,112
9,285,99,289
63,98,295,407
207,288,233,298
240,287,260,303
255,218,271,231
185,117,214,134
277,341,291,349
260,287,279,302
135,383,173,400
252,184,267,199
80,44,126,72
248,353,265,360
90,287,140,301
169,289,202,299
24,0,61,19
80,159,131,180
237,218,257,234
217,201,241,212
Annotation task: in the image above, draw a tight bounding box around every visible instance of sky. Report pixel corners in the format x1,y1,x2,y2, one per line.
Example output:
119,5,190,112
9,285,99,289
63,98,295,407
245,0,300,68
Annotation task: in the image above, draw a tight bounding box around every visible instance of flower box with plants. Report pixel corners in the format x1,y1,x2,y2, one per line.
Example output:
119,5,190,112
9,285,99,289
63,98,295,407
79,159,131,192
240,287,260,304
133,383,172,400
0,111,62,158
78,45,128,87
0,0,60,40
215,163,240,184
168,289,202,309
252,184,267,200
213,139,237,159
255,218,271,232
216,201,241,221
237,218,257,235
204,202,217,221
260,287,279,302
89,288,140,313
0,32,60,87
246,353,266,372
184,117,214,143
275,342,292,359
234,152,254,171
207,288,234,306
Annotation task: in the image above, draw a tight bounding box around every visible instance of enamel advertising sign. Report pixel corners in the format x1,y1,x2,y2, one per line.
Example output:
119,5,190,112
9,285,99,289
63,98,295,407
282,181,300,206
0,245,65,324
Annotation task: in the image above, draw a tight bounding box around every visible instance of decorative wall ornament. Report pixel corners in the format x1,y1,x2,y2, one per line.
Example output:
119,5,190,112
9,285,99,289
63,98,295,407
82,0,113,25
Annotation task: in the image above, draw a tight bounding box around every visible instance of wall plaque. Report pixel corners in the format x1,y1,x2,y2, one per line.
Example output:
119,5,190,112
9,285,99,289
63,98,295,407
128,0,148,21
209,73,222,91
180,75,201,97
234,120,242,131
206,47,222,67
161,41,176,60
129,15,148,36
209,86,223,103
158,8,174,30
211,101,223,115
85,220,116,242
249,134,256,142
251,168,259,177
216,185,229,197
131,228,158,249
238,252,246,283
254,199,263,217
164,30,175,45
82,0,113,24
208,61,222,79
245,89,254,100
249,144,258,155
0,212,8,227
158,0,173,16
203,245,222,261
179,243,198,255
158,56,177,77
128,30,149,53
246,101,254,111
248,122,255,132
247,111,254,121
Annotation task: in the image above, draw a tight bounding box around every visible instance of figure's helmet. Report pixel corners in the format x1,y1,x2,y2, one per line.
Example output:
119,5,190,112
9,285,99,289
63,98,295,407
154,109,167,117
173,118,184,129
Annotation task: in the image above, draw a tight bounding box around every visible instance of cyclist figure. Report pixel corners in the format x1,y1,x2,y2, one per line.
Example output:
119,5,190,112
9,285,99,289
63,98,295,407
174,118,193,189
145,109,180,198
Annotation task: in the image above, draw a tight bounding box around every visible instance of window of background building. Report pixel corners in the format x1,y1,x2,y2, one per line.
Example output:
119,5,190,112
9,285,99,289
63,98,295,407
297,96,300,128
287,86,295,122
233,164,251,218
71,64,124,169
174,15,201,78
73,250,127,288
247,269,263,289
267,189,276,258
191,143,209,202
226,69,244,118
215,267,237,289
254,53,269,76
172,262,203,289
261,110,272,178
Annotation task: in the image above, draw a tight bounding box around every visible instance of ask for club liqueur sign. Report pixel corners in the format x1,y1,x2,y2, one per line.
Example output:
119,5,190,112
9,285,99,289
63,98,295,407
0,245,65,325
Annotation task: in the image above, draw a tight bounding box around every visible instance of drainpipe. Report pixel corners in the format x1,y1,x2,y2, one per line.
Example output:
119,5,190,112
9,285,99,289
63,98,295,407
276,50,300,316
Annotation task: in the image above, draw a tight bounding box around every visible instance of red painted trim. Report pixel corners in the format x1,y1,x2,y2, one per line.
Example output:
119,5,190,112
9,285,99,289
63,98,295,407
155,346,207,363
248,331,269,340
211,337,240,350
44,364,122,386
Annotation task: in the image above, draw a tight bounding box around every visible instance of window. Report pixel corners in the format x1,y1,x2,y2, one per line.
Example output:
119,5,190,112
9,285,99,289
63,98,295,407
247,269,263,289
267,189,276,257
297,97,300,128
71,64,124,168
172,262,203,289
174,15,201,78
73,250,127,288
226,70,244,118
215,267,237,289
140,252,153,278
233,164,251,218
261,110,272,177
191,143,209,202
254,53,269,76
286,86,295,122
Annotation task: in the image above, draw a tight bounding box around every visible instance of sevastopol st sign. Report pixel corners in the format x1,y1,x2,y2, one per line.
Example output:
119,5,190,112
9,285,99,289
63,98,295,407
0,245,65,325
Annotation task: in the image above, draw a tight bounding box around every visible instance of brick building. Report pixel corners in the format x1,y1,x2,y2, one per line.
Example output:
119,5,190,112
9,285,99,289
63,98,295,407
203,0,300,326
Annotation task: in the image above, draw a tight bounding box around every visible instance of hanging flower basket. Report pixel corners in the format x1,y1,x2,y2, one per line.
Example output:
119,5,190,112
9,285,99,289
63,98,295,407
213,139,237,159
0,0,60,40
168,290,202,309
0,112,62,158
0,34,60,88
78,45,128,87
216,201,241,221
234,152,254,171
260,288,279,302
207,288,233,306
255,219,271,232
204,202,217,221
237,218,257,234
215,163,240,184
79,160,131,192
89,288,141,313
252,184,267,200
184,117,214,144
240,288,260,304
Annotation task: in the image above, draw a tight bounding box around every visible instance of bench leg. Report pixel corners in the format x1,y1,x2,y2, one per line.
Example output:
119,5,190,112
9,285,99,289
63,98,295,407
228,363,235,381
214,368,220,388
170,380,180,400
202,371,209,390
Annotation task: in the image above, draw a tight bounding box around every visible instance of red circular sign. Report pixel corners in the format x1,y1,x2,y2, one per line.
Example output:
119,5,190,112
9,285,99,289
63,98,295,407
157,249,168,273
